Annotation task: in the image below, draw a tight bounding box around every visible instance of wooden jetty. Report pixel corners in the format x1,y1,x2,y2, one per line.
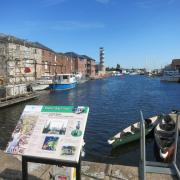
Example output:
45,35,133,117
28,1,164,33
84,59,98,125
0,93,38,108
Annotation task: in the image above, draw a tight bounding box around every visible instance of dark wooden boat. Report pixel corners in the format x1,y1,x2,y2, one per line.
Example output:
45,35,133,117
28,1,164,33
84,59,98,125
154,114,176,162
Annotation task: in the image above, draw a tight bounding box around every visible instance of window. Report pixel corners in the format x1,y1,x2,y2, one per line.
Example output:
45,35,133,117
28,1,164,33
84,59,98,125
45,62,48,70
63,75,68,79
16,45,20,50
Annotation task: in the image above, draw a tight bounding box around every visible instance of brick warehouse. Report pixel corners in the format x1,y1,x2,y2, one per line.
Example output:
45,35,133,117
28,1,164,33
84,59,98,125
0,33,97,83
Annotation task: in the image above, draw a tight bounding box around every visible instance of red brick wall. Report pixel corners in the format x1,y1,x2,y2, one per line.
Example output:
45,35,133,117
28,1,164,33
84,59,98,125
90,60,96,77
41,50,96,77
41,50,56,75
77,58,87,76
56,54,76,74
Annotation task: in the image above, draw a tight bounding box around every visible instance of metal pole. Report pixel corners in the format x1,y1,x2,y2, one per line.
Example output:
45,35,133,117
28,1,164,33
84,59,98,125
22,156,28,180
140,111,146,180
76,152,81,180
34,60,37,80
173,112,179,163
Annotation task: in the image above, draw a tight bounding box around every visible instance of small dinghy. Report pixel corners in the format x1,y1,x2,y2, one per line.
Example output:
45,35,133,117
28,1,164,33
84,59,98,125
154,114,176,162
108,116,159,149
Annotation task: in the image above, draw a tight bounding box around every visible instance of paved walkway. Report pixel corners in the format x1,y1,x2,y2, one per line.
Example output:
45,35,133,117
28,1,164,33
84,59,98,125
0,150,179,180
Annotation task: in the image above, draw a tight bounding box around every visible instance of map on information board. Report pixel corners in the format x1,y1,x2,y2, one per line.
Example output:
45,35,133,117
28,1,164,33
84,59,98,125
5,105,89,163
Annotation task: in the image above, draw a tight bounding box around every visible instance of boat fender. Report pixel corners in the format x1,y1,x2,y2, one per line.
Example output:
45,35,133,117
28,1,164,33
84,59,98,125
160,149,168,159
108,139,115,144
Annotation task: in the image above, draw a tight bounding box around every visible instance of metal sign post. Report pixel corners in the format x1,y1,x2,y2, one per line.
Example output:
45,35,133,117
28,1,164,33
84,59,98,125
22,154,82,180
139,111,180,180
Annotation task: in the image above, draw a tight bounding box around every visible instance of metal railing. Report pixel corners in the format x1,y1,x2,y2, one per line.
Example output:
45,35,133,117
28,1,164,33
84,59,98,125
140,111,180,180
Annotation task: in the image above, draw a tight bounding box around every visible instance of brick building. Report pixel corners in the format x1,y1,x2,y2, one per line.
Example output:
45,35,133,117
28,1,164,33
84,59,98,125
81,55,96,77
64,52,96,77
0,34,42,84
56,53,76,74
41,48,56,76
0,34,97,84
171,59,180,72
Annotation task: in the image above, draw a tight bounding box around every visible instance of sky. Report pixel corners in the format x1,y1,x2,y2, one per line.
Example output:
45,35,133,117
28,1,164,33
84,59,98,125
0,0,180,69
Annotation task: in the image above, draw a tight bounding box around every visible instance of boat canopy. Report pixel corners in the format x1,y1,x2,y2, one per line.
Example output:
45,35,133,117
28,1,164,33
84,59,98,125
53,74,76,84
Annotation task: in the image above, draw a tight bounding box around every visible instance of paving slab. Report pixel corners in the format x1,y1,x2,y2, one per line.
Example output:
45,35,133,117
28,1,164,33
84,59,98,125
0,151,179,180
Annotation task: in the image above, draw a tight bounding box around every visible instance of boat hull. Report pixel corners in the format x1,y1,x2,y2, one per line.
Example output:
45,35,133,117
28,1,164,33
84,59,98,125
111,128,152,148
32,84,49,91
154,115,176,162
108,116,159,149
49,83,76,90
161,76,180,82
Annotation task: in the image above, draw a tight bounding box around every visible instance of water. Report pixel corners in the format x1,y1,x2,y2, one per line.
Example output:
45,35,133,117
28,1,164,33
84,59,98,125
0,75,180,166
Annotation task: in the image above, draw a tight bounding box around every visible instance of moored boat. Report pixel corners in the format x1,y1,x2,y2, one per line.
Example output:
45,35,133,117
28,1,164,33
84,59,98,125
108,116,159,149
160,70,180,82
154,114,176,162
31,75,53,91
49,74,77,91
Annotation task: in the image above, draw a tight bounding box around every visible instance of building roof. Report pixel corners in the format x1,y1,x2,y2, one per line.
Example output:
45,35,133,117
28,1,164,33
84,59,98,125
64,52,80,58
0,33,96,61
81,55,95,61
64,52,95,61
0,33,54,52
172,59,180,66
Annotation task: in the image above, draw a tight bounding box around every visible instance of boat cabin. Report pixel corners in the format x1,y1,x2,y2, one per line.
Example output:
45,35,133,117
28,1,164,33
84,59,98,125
53,74,76,84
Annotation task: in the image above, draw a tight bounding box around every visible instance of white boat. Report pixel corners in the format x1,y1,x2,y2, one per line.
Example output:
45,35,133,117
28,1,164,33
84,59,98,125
49,74,77,90
129,72,138,75
32,75,53,91
113,72,123,76
161,70,180,82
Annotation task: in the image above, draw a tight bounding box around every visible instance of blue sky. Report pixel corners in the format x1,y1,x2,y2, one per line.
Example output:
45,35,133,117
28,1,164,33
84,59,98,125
1,0,180,69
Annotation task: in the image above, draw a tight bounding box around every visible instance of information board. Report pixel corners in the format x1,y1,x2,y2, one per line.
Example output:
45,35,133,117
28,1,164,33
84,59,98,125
5,105,89,163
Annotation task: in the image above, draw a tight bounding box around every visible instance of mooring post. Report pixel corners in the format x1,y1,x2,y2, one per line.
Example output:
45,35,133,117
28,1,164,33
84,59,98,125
173,112,180,178
140,111,146,180
173,112,179,163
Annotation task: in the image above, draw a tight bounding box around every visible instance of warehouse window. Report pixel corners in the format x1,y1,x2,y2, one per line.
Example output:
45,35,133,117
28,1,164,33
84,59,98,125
45,61,48,70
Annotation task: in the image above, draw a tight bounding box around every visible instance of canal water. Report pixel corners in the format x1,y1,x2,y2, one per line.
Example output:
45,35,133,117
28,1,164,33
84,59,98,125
0,75,180,166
